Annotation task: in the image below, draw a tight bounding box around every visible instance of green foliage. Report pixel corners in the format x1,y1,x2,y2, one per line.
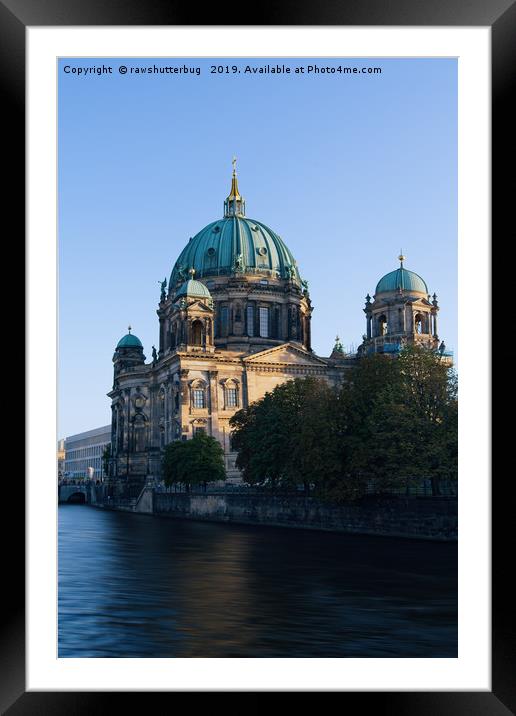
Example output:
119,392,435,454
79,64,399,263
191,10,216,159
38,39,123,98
230,377,340,491
229,346,458,500
162,432,226,489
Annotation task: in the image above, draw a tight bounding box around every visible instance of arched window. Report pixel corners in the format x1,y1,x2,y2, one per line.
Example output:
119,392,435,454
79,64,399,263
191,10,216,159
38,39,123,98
222,379,239,409
132,414,147,452
191,320,203,346
378,315,388,336
191,381,207,409
414,313,424,334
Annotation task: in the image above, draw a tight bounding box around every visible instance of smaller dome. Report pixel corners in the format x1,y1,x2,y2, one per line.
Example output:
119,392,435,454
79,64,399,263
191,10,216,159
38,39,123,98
175,278,212,301
375,267,428,295
116,333,143,349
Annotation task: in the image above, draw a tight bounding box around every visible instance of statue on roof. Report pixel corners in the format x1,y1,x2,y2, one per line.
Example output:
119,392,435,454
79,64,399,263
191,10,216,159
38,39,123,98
233,253,244,273
333,335,344,354
159,277,167,301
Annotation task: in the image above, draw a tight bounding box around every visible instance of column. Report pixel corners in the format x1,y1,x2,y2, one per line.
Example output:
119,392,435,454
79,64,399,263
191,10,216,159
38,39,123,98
208,370,219,437
159,317,165,354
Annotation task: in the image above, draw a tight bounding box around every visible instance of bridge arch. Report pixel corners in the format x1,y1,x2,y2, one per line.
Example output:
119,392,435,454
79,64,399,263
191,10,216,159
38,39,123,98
67,491,86,504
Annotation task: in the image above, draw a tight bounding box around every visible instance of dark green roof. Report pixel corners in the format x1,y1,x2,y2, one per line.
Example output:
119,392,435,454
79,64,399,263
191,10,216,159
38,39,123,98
375,267,428,295
116,333,143,349
175,278,212,301
169,216,302,287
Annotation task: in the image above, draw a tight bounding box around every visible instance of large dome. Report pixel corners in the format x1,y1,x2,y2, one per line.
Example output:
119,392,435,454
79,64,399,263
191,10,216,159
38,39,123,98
169,162,302,289
375,266,428,295
170,216,302,288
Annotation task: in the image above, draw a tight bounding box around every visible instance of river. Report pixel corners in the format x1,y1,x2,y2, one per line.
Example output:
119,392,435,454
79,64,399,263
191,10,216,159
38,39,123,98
58,504,457,657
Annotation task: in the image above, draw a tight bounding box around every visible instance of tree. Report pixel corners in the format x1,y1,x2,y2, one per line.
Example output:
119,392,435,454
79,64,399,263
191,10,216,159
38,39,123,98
230,377,340,492
395,344,458,495
344,345,458,497
162,433,226,490
229,347,457,501
328,353,404,499
230,389,291,487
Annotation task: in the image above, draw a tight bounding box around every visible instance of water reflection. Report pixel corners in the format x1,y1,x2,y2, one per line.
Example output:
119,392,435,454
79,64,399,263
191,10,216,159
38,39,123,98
58,505,457,657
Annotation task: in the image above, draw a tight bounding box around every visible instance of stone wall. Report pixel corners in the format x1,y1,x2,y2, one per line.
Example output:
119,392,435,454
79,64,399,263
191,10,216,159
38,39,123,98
152,492,457,541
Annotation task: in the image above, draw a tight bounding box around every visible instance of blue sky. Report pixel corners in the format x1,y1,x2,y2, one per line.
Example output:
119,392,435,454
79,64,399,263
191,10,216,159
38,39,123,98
58,57,457,438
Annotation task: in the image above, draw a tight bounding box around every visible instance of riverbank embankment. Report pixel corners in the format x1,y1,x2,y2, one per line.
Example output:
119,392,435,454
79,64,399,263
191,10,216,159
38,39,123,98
90,486,457,541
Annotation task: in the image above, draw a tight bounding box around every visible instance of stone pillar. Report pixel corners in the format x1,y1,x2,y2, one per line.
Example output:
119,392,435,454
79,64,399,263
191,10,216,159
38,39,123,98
241,367,249,409
306,312,312,350
180,370,189,406
408,310,413,334
159,317,165,354
208,370,218,437
124,388,131,477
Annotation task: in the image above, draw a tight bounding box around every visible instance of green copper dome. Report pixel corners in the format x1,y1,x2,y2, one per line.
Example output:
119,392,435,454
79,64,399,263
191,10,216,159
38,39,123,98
116,332,143,349
169,163,302,288
375,266,428,295
175,277,213,300
170,216,302,287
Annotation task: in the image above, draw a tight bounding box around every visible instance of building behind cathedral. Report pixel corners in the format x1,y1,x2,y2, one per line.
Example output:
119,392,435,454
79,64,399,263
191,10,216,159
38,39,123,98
105,164,450,496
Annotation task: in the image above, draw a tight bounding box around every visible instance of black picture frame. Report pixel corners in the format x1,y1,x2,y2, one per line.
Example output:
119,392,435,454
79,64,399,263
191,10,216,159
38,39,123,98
6,0,510,711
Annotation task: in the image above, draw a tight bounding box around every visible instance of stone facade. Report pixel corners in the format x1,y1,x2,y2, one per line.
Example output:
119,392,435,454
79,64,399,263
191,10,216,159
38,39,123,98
106,169,449,496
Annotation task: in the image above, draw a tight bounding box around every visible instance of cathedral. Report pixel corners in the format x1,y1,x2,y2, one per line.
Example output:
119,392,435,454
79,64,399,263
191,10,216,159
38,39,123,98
107,162,446,494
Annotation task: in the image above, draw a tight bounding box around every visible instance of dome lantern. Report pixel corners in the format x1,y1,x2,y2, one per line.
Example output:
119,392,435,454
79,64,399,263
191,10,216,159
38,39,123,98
224,157,246,218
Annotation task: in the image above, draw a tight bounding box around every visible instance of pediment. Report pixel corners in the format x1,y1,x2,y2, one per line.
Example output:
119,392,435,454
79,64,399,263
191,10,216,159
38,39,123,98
243,343,328,367
172,299,212,313
188,300,213,312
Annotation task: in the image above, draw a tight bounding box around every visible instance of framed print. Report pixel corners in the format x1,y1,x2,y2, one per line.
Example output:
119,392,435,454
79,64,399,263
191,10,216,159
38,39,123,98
4,0,513,711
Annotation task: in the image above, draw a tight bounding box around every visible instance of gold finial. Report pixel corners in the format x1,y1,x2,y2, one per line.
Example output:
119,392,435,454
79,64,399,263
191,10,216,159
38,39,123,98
227,157,241,200
398,250,405,267
128,325,132,333
189,267,195,278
